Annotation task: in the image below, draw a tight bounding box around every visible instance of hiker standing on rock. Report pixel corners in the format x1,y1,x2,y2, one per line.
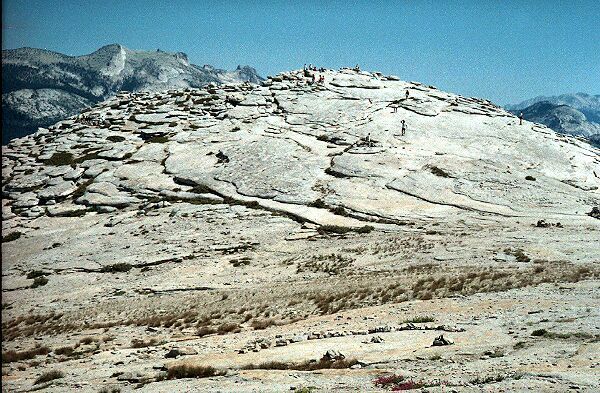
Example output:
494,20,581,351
401,120,406,136
519,111,524,125
405,90,410,100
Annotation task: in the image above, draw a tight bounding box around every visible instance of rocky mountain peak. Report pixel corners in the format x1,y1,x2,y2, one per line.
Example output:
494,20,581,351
2,45,263,143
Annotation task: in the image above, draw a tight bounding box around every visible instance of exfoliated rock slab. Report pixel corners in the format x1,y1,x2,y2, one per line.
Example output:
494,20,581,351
76,181,139,208
97,144,138,160
12,192,40,208
46,203,87,217
330,73,383,89
36,181,77,200
134,113,172,124
159,190,224,203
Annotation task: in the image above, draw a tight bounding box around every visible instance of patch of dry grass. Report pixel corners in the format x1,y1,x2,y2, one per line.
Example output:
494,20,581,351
2,345,50,363
241,357,358,371
165,364,226,379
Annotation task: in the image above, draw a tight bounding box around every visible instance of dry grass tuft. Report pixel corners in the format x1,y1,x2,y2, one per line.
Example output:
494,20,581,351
166,364,226,379
241,357,358,371
2,346,50,363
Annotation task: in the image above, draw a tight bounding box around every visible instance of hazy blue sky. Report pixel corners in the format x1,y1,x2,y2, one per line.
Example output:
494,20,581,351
3,0,599,105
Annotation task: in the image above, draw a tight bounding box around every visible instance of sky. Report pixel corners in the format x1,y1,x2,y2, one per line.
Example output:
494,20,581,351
2,0,599,105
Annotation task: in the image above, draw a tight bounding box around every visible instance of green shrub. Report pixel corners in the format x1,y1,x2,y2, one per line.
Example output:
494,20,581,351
2,231,21,243
100,263,132,273
531,329,548,337
429,165,451,178
404,315,435,323
44,152,74,166
148,136,169,143
356,225,374,233
318,225,374,235
26,270,47,279
308,199,327,208
31,276,49,288
330,206,346,216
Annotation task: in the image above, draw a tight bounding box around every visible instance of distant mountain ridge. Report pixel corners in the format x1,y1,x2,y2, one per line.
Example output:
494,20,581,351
505,93,600,145
2,44,263,143
505,93,600,122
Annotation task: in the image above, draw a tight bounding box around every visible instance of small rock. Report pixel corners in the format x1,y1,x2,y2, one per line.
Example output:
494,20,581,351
323,350,345,361
432,335,454,346
164,347,198,358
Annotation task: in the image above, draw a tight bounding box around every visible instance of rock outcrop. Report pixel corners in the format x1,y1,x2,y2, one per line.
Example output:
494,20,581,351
3,68,598,228
2,68,599,393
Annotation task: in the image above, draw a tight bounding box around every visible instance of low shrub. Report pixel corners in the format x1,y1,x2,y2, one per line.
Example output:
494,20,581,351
403,315,435,323
250,318,276,330
392,380,425,390
166,364,225,379
531,329,548,337
79,336,97,345
330,206,347,216
34,370,64,385
148,136,170,143
31,276,49,288
470,374,506,385
2,346,50,363
356,225,374,233
241,357,358,371
26,270,47,279
2,231,21,243
374,374,405,388
44,152,74,166
54,346,75,356
308,199,327,208
131,338,158,348
98,387,121,393
429,165,451,178
217,323,241,335
196,326,217,337
100,263,132,273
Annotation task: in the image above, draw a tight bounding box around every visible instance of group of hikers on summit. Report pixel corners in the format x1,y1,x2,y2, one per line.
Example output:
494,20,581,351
297,64,528,150
301,65,412,145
